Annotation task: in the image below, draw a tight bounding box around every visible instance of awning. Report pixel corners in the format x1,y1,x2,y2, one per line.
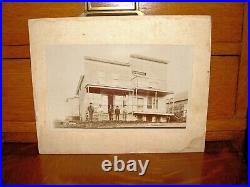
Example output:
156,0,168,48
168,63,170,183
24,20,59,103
85,84,133,95
135,87,173,97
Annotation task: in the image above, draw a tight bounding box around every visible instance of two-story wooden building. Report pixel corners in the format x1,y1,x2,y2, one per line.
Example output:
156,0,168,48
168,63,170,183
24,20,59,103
74,54,177,122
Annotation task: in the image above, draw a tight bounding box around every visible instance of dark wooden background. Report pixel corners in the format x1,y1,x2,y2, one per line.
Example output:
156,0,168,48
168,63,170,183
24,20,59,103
2,142,247,184
2,3,248,149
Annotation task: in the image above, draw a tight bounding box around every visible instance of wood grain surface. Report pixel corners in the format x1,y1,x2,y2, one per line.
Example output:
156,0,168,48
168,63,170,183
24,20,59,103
2,2,248,145
2,143,247,184
140,2,244,42
2,2,243,45
236,4,248,118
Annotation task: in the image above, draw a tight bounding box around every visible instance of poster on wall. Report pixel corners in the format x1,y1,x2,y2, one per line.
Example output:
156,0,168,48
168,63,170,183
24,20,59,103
29,16,211,154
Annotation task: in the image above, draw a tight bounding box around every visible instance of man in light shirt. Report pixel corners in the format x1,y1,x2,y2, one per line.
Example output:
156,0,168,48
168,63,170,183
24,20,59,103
97,104,103,121
122,105,128,121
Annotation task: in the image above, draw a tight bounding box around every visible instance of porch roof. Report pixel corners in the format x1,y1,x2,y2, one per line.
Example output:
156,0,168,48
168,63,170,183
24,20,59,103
135,87,174,97
85,84,133,95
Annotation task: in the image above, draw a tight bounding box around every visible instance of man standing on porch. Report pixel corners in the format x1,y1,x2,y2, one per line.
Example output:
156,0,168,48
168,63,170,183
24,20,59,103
97,104,103,121
88,102,94,122
115,106,120,121
108,105,114,121
122,105,128,121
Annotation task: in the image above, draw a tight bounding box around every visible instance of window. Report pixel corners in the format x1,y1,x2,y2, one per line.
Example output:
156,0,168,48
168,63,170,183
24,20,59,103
123,95,127,107
147,96,152,109
147,96,158,110
137,97,144,111
153,97,158,109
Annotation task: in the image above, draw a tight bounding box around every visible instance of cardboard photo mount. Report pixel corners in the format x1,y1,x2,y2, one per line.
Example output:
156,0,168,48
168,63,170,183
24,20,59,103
28,16,211,154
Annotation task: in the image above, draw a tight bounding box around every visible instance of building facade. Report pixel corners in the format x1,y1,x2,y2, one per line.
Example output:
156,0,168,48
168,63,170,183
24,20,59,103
73,54,179,122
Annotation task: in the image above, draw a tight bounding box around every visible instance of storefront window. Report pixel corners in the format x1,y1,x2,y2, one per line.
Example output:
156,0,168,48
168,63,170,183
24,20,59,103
137,97,144,111
153,97,158,109
147,96,152,109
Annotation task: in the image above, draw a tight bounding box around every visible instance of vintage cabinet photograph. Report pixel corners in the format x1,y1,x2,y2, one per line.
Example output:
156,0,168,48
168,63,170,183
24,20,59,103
3,2,248,184
29,16,210,153
47,45,192,129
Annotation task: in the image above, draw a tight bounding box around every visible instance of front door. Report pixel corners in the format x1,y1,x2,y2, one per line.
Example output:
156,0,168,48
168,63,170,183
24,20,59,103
108,95,114,108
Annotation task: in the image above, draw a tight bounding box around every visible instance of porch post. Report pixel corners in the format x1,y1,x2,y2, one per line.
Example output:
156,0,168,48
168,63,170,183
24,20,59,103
155,91,157,110
136,88,138,111
131,90,134,113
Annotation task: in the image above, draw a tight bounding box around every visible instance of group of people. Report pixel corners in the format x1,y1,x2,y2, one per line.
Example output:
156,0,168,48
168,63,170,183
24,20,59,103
87,103,128,122
108,105,127,121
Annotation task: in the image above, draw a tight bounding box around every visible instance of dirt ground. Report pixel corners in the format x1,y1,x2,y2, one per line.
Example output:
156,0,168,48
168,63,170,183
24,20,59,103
54,120,186,129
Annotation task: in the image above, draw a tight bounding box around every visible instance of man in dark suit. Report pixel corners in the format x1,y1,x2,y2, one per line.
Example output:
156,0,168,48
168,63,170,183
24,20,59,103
115,106,120,121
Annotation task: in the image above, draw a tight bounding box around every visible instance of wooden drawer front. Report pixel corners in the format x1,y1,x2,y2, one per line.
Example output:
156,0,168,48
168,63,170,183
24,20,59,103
2,2,247,143
3,2,243,55
140,3,244,42
3,59,35,122
2,3,84,45
208,56,239,119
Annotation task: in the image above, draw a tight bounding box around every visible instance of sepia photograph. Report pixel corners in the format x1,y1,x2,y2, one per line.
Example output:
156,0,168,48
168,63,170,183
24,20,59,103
28,15,211,154
3,2,247,185
46,45,193,129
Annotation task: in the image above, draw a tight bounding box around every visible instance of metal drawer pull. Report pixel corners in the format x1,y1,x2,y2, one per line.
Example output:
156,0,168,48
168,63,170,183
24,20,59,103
81,2,144,16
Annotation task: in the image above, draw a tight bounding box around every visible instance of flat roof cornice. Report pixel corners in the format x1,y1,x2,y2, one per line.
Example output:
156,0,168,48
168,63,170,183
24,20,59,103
84,56,130,67
135,87,173,95
130,54,168,64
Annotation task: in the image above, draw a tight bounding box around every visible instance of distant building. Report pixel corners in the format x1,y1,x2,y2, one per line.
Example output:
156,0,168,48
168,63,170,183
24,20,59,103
166,91,188,122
